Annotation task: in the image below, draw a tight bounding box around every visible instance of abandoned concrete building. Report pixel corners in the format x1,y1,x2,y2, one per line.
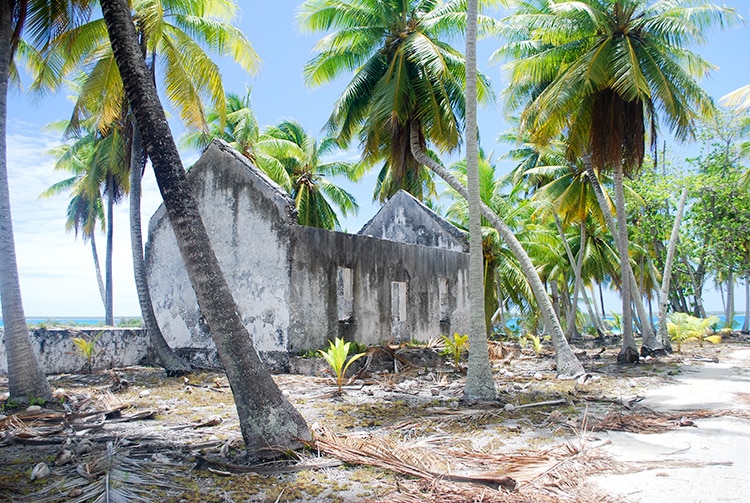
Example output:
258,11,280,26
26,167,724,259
145,140,471,369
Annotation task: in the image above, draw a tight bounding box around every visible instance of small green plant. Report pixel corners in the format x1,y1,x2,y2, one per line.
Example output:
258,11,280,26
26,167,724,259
667,313,722,352
440,333,469,370
605,311,623,334
347,340,368,356
29,396,46,406
2,398,20,412
117,317,143,327
318,338,367,393
72,331,104,373
521,333,548,357
300,348,319,359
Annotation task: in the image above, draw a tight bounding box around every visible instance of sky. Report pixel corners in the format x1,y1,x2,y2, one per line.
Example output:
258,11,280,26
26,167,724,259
4,1,750,319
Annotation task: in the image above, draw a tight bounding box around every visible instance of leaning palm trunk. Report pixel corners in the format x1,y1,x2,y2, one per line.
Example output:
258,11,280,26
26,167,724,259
410,123,584,377
553,214,586,340
0,6,52,403
583,160,640,362
101,0,309,457
656,188,687,351
463,0,495,400
129,123,191,375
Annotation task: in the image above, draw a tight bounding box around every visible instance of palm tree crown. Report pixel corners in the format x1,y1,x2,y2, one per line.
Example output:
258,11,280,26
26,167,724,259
299,0,497,202
497,0,736,170
263,120,361,230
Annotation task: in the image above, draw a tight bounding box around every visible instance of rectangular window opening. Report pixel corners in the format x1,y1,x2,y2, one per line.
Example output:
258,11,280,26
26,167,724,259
337,267,354,322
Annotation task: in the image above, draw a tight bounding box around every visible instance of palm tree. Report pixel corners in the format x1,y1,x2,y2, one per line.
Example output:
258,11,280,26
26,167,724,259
298,0,497,203
42,122,128,322
183,97,362,230
410,124,585,377
43,121,129,325
100,0,310,457
262,120,360,230
462,0,495,399
42,0,258,373
1,0,98,403
497,0,736,363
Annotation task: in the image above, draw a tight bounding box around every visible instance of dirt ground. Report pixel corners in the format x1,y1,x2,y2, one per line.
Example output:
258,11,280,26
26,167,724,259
2,335,749,503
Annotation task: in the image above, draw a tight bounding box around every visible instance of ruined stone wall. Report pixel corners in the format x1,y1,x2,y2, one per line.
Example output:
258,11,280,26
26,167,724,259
145,142,297,359
288,226,470,353
0,328,150,374
144,140,471,368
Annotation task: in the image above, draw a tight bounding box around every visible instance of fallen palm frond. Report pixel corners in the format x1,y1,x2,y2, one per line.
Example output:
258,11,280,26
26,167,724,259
24,441,182,503
591,408,750,434
193,455,341,475
308,426,615,493
389,399,569,432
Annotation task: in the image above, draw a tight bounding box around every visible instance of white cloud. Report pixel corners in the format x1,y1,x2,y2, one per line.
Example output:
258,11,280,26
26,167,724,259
6,123,164,317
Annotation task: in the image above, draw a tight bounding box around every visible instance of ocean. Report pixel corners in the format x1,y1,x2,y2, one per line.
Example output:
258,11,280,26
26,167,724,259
0,318,140,328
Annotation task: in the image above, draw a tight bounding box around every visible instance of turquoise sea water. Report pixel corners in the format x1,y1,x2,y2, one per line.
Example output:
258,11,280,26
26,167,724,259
0,318,138,328
1,315,746,330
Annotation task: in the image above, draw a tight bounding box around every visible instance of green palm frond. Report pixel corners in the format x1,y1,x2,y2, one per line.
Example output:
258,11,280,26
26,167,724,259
301,0,497,201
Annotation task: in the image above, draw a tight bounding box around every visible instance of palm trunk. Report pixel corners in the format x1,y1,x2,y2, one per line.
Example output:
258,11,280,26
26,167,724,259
656,188,687,353
612,163,639,363
101,0,309,457
410,123,584,377
582,284,605,337
726,270,735,329
550,279,561,324
90,232,106,307
0,5,52,403
744,278,749,333
129,123,190,375
554,214,586,340
105,181,115,325
583,160,638,362
684,256,706,318
463,0,495,400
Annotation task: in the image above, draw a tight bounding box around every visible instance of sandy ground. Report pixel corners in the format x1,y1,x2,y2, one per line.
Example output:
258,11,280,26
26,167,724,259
2,340,750,502
593,347,750,502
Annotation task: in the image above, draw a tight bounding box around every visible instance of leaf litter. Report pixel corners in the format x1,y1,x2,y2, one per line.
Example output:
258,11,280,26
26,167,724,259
2,339,749,502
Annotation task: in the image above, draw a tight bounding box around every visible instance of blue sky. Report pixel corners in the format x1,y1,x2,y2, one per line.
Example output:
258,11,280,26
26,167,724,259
4,1,749,318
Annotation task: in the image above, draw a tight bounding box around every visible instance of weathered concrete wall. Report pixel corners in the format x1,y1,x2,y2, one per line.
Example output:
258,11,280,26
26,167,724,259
144,139,471,367
359,190,469,253
0,328,151,374
288,226,469,351
145,141,297,360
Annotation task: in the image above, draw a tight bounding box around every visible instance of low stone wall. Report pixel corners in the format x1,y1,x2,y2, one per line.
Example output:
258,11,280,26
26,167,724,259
0,328,294,375
0,327,153,375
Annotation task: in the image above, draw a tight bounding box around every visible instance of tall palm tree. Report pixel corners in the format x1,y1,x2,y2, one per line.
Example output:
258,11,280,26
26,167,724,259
1,0,97,403
100,0,310,457
42,121,129,324
262,120,361,230
43,121,129,325
41,0,258,373
463,0,495,399
298,0,497,203
497,0,736,363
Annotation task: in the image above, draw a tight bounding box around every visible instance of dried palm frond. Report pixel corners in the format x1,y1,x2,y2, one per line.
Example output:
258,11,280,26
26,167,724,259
25,441,181,503
310,426,520,491
591,408,750,434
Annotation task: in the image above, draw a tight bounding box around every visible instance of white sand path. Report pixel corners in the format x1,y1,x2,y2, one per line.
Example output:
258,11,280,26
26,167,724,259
593,347,750,502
